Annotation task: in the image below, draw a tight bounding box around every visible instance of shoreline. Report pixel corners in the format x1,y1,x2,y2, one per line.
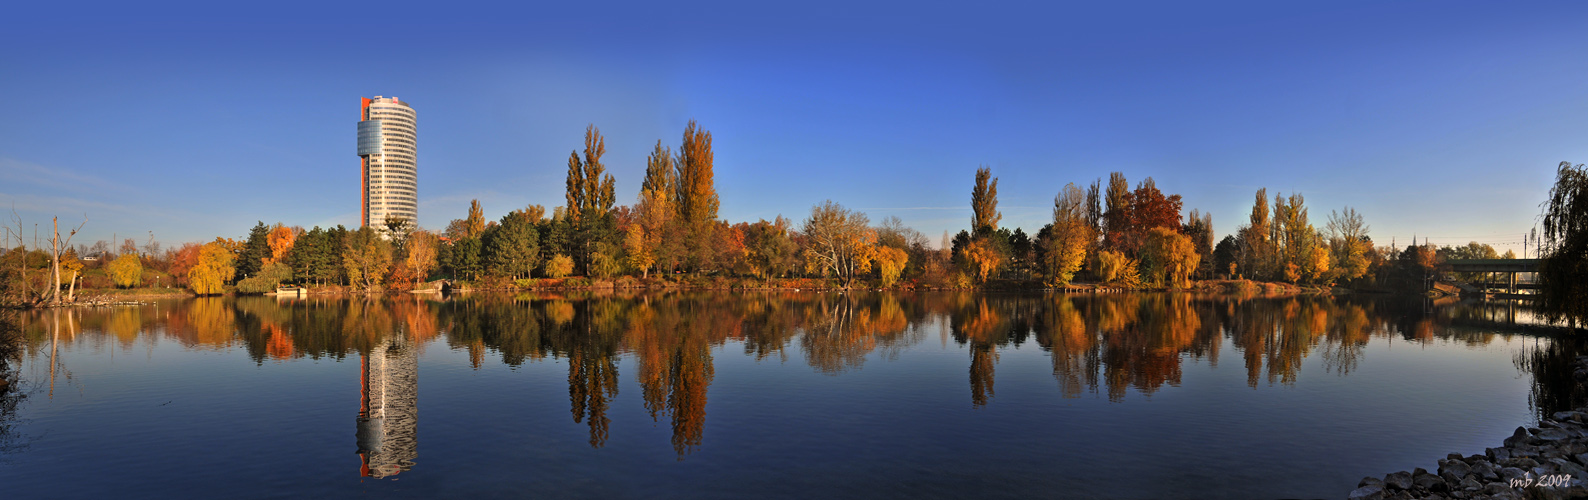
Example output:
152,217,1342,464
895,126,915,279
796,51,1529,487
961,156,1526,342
10,279,1429,308
1348,357,1588,500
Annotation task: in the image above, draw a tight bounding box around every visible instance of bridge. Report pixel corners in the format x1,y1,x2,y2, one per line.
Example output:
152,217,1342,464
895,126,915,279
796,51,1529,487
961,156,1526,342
1443,259,1540,296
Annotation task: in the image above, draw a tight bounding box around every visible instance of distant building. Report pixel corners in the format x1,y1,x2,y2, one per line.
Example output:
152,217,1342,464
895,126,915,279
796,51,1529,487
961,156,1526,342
357,96,418,230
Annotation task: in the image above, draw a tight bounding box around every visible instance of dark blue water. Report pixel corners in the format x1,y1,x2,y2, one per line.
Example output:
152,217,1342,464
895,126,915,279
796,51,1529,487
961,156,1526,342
0,293,1570,498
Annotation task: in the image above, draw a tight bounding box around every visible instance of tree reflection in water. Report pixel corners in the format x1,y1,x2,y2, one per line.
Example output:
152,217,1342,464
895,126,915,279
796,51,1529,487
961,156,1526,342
6,292,1584,463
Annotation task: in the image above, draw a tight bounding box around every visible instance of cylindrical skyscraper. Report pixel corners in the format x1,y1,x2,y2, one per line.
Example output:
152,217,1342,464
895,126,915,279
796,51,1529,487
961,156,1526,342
358,96,418,230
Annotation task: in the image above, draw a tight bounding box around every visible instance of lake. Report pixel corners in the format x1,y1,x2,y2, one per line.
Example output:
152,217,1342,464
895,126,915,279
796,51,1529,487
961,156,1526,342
0,292,1577,499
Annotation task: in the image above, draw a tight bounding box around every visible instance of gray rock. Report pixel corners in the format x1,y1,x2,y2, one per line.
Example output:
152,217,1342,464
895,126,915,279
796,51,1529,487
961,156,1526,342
1577,452,1588,466
1471,460,1499,481
1532,466,1553,479
1384,471,1413,490
1482,482,1513,495
1412,471,1445,491
1347,484,1384,500
1504,426,1532,447
1535,427,1572,442
1550,457,1588,477
1512,445,1540,458
1358,476,1384,489
1438,459,1472,482
1488,447,1512,462
1458,475,1482,491
1498,467,1529,481
1564,441,1588,456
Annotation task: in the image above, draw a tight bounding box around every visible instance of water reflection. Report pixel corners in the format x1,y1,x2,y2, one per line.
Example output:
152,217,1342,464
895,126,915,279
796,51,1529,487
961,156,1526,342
7,292,1583,464
357,330,418,478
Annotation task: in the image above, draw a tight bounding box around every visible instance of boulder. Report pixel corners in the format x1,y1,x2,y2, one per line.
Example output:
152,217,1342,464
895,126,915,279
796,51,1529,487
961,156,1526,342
1412,470,1446,491
1534,427,1572,442
1470,460,1499,481
1347,484,1385,500
1498,467,1529,482
1358,476,1384,489
1488,447,1512,462
1384,471,1413,490
1458,475,1482,491
1504,427,1532,447
1482,482,1513,496
1438,459,1472,483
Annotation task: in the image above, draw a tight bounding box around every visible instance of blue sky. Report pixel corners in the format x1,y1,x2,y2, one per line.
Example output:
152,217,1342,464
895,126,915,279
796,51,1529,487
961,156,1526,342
2,1,1585,255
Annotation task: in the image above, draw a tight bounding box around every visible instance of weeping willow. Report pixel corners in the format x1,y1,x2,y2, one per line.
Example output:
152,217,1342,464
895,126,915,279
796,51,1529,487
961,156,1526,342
1538,161,1588,328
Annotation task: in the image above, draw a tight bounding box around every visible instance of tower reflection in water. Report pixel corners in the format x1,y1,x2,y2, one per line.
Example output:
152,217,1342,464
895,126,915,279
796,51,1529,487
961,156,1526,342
356,333,418,478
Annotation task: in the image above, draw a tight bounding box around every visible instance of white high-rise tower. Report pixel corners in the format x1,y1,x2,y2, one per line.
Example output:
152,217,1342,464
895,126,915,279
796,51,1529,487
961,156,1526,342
357,96,418,229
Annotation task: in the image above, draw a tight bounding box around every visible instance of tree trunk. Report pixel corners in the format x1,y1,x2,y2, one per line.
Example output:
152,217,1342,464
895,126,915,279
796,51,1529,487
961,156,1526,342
49,217,61,305
67,270,78,302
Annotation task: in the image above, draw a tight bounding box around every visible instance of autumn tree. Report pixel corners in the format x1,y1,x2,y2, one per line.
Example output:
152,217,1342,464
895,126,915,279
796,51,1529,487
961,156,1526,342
630,141,680,277
108,253,143,288
1270,192,1319,283
971,166,1001,236
1103,172,1131,250
1043,183,1094,285
404,230,439,286
1326,207,1372,282
467,200,487,239
1237,188,1272,280
566,125,618,275
544,254,574,279
742,217,799,279
1182,210,1214,279
169,242,203,287
675,120,720,271
802,201,875,287
343,226,392,290
873,246,909,287
1139,227,1200,288
961,238,1002,284
188,240,236,295
265,224,299,265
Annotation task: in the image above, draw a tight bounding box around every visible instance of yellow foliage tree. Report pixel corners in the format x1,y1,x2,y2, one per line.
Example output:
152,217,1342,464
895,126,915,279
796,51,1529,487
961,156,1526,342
624,227,656,277
1045,183,1094,285
873,246,909,287
1307,245,1331,283
962,238,1002,283
406,230,438,286
1139,227,1200,288
342,226,392,290
108,253,144,288
545,254,574,278
188,241,235,295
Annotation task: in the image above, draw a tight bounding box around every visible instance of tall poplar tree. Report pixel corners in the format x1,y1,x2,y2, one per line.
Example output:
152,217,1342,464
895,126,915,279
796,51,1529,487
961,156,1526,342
565,125,617,274
674,120,719,270
1103,172,1131,251
970,166,1000,236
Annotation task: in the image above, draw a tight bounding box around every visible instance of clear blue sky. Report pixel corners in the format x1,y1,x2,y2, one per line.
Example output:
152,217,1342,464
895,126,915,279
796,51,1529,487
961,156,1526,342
3,1,1585,255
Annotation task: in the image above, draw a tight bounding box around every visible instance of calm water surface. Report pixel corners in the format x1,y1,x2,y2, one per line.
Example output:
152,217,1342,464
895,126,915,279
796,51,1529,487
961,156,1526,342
0,292,1578,499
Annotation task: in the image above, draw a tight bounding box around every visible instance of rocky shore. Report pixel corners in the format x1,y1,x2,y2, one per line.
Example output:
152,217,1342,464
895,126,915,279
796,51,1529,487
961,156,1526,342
1349,357,1588,500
